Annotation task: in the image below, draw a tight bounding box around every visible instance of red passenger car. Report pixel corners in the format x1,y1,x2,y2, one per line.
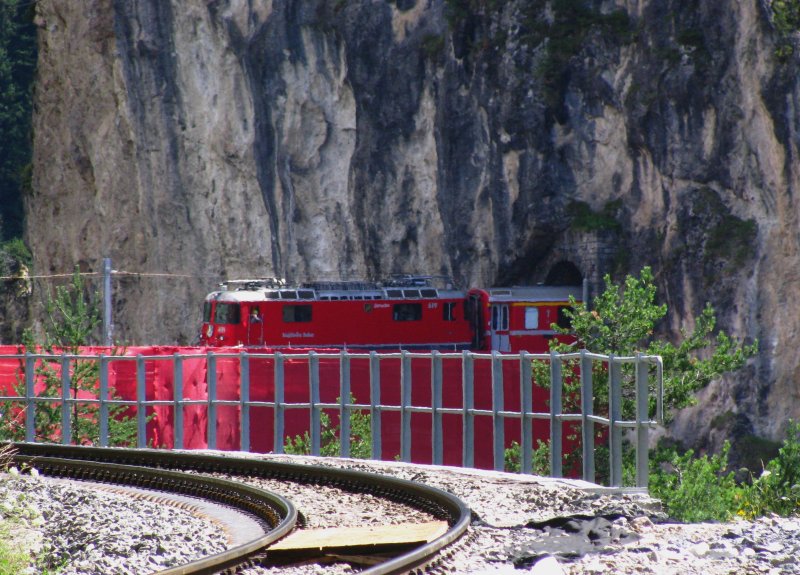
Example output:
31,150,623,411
466,286,582,352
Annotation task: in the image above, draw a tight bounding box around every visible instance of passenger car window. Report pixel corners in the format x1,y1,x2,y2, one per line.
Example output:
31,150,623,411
525,307,539,329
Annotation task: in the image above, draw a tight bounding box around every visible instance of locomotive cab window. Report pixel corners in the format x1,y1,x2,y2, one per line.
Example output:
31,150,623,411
214,303,241,324
393,303,422,321
203,301,212,323
283,304,312,322
443,302,457,321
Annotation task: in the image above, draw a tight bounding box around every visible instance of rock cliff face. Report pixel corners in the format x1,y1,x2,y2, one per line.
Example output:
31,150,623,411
25,0,800,448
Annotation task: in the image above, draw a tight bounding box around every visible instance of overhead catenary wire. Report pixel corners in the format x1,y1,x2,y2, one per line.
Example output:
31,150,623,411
0,270,221,281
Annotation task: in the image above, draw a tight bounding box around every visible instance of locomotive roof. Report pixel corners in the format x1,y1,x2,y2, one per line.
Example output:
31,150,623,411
477,285,582,302
206,275,464,302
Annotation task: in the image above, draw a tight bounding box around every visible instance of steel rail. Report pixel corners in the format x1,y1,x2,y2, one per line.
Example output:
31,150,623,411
10,449,297,575
11,443,472,574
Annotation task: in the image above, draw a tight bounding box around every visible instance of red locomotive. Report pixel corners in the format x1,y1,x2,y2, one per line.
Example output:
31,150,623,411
200,275,581,353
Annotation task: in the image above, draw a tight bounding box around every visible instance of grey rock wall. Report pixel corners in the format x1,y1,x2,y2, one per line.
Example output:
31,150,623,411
25,0,800,448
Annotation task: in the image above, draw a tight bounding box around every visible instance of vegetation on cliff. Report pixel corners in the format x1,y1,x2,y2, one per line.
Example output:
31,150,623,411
0,0,35,242
772,0,800,58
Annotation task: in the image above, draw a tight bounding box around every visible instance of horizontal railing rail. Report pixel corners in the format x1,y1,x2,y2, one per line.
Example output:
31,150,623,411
0,349,662,488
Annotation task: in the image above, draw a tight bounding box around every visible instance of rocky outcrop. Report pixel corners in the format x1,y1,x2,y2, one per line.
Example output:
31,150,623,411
24,0,800,447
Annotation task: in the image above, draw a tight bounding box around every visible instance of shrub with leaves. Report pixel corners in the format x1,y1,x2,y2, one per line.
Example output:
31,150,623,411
504,439,550,475
284,396,372,459
738,421,800,519
649,442,741,523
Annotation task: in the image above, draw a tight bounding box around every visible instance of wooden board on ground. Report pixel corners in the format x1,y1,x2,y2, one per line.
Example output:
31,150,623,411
269,520,449,552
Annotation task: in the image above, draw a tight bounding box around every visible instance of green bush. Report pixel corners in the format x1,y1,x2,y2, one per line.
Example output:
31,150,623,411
738,421,800,519
504,439,550,475
284,396,372,459
649,442,740,523
646,424,800,523
0,238,30,267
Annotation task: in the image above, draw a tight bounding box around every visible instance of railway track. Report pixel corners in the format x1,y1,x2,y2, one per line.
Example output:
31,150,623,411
8,443,471,574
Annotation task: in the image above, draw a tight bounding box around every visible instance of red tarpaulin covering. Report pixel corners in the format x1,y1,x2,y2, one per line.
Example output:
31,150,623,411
0,346,574,471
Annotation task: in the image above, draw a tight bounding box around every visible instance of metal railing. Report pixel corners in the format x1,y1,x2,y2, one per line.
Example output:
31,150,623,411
0,349,663,487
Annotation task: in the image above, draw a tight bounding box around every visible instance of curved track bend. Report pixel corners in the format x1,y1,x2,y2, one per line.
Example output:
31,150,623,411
9,443,472,574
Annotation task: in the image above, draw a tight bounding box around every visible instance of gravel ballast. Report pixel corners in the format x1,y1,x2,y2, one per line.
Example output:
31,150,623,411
2,454,800,574
0,470,228,574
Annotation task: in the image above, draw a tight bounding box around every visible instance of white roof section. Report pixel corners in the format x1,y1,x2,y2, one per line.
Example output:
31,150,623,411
481,285,582,303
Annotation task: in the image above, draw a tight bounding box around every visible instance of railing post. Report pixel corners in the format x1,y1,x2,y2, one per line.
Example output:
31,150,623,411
400,350,412,462
274,352,285,454
520,352,533,474
492,352,505,471
431,351,443,465
309,351,321,456
136,354,147,448
24,353,35,443
207,352,217,450
656,357,664,424
609,356,623,487
339,351,351,458
549,351,563,478
462,351,475,468
173,353,184,450
369,352,382,460
635,354,650,488
60,354,71,445
240,351,250,452
99,355,109,447
580,350,595,483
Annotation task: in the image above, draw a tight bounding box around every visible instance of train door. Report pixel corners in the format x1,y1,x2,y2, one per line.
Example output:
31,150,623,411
467,293,486,349
490,304,510,352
